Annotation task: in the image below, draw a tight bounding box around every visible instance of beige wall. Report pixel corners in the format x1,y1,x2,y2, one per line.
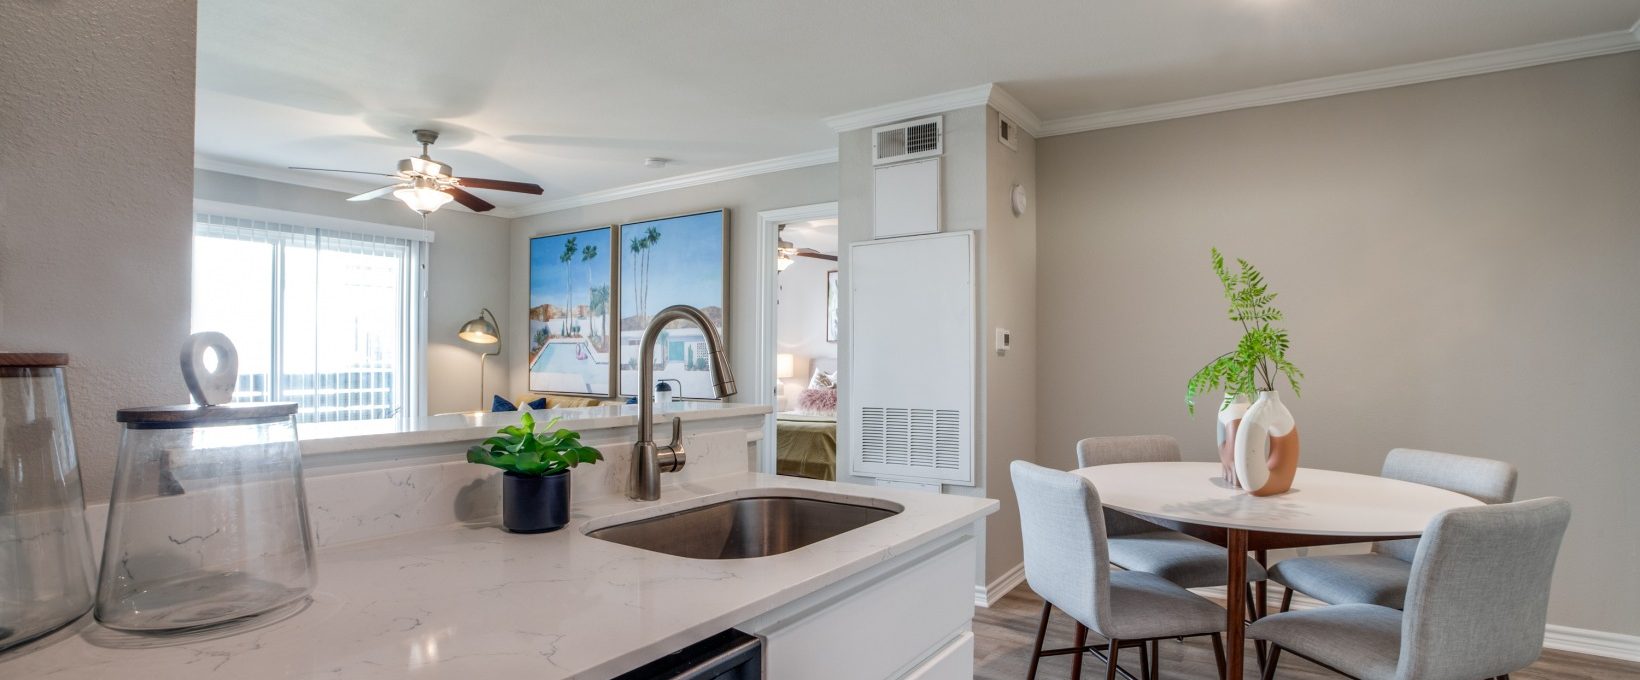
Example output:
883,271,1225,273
1036,52,1640,635
505,164,839,401
0,0,198,503
980,106,1038,586
192,170,512,416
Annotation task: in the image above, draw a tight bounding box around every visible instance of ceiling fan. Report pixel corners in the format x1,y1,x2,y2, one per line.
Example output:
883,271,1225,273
290,129,543,215
777,226,838,272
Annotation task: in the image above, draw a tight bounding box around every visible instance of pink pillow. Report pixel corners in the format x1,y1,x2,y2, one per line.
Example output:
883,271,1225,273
797,388,837,415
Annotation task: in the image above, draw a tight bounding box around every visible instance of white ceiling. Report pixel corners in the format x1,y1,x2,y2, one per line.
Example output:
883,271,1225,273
197,1,1640,212
782,219,839,255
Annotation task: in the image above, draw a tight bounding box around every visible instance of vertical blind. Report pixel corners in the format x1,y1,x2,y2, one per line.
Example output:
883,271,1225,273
192,212,426,423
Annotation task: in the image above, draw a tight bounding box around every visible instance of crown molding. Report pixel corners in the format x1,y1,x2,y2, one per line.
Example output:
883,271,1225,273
199,149,837,221
194,154,381,196
1039,27,1640,137
987,84,1044,139
823,84,996,133
494,148,838,219
823,82,1046,138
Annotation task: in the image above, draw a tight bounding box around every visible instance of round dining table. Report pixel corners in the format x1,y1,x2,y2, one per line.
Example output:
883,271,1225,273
1073,461,1482,680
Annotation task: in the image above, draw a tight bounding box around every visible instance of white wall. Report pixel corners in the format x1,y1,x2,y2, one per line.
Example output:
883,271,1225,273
776,255,836,403
0,0,198,503
192,170,511,416
1035,53,1640,636
506,164,839,403
837,105,1036,590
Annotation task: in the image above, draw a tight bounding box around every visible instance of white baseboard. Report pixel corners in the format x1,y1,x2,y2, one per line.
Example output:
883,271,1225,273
1544,625,1640,663
974,562,1026,608
1193,585,1640,663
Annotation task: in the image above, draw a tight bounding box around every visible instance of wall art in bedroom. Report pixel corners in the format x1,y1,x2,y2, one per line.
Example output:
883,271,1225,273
617,209,728,399
826,269,839,343
528,226,614,395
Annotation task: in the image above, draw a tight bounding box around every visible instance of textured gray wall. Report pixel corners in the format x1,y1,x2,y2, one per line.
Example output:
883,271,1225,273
1036,53,1640,635
0,1,198,503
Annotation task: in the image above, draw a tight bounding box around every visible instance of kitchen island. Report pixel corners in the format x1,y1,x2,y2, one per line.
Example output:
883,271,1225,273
0,403,997,679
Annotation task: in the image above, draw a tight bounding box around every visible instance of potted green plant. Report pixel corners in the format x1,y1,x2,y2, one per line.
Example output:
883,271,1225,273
1186,248,1305,495
467,412,603,533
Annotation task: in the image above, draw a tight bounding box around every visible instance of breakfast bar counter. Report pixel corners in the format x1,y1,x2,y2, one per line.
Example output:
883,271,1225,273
0,471,996,679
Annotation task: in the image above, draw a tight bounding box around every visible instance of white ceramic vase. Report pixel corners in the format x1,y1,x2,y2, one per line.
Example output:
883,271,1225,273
1215,394,1250,487
1233,390,1300,496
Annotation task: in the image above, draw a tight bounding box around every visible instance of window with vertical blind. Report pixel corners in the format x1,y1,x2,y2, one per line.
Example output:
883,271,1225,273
191,204,428,423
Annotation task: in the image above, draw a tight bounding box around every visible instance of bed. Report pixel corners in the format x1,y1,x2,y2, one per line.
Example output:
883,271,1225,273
775,358,838,480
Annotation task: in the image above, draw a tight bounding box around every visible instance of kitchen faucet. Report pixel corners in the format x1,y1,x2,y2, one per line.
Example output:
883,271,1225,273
629,304,737,501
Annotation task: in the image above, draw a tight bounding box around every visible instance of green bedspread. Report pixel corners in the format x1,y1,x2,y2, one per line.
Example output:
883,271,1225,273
775,412,837,481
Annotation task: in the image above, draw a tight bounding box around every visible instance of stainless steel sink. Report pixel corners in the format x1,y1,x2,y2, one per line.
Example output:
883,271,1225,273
586,495,901,559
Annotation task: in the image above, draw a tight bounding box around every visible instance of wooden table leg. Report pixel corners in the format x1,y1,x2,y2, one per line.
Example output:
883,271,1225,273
1254,549,1268,619
1225,528,1249,680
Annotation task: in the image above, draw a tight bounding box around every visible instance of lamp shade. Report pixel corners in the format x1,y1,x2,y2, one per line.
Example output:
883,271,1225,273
395,178,454,214
459,310,500,344
776,353,795,379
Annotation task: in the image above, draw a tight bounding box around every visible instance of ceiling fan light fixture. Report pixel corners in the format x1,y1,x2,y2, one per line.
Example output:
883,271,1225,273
776,235,797,271
395,178,453,214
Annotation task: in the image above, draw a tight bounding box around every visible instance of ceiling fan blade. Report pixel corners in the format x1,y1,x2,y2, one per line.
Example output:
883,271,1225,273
457,177,544,195
347,185,403,202
442,186,496,212
289,166,399,178
796,249,838,262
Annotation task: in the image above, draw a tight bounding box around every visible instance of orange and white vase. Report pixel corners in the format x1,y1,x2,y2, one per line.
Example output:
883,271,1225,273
1233,390,1300,496
1215,394,1250,487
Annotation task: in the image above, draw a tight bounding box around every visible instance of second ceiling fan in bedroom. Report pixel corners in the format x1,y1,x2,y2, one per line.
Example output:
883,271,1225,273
776,225,837,272
291,129,544,215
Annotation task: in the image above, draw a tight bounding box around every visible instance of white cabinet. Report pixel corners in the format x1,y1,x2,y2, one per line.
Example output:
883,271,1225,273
742,533,976,679
902,632,974,680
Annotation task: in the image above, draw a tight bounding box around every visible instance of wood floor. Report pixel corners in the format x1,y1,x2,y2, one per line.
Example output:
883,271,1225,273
974,586,1640,680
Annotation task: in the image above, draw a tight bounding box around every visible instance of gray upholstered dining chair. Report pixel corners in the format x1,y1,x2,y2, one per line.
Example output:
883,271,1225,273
1267,448,1517,612
1249,497,1570,680
1013,461,1228,680
1076,436,1267,592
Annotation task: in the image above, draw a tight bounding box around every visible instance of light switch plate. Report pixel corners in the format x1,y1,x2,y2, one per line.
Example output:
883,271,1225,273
995,328,1011,355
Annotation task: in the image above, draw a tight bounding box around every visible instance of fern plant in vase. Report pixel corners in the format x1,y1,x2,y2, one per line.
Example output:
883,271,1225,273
1186,248,1304,496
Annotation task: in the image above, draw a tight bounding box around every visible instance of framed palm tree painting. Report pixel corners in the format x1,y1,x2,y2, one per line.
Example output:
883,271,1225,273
617,209,728,399
528,226,614,395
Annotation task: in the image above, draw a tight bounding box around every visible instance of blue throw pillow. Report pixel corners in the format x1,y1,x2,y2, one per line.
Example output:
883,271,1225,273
492,395,549,412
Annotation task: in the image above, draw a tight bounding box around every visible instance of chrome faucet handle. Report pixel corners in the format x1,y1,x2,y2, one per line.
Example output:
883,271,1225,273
657,416,687,472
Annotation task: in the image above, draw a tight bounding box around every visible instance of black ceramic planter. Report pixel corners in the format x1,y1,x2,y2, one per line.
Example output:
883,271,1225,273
502,470,569,533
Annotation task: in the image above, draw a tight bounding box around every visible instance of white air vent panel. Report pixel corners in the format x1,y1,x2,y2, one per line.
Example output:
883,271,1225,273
848,231,974,485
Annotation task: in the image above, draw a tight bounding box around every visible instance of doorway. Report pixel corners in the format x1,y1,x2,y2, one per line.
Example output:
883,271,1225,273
753,203,839,478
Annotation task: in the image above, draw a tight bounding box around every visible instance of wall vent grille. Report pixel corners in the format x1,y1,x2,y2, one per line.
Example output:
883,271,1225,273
872,115,944,165
859,406,963,471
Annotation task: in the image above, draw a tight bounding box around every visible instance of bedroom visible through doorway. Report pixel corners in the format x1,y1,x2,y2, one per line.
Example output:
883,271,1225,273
773,217,839,480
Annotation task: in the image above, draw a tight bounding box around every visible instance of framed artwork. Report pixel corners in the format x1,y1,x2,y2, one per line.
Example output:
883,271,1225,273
826,270,839,343
528,226,614,395
617,209,729,399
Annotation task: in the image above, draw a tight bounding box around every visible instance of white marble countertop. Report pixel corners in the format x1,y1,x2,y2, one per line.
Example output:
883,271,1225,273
298,402,771,456
1077,461,1482,536
2,473,997,679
